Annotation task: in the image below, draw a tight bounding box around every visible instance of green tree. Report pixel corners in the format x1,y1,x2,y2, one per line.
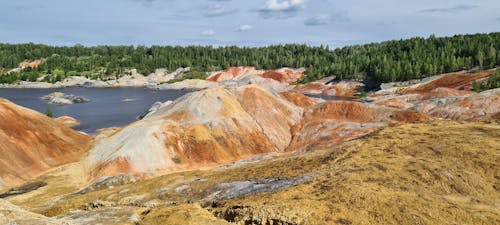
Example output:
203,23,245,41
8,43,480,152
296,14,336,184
45,107,54,118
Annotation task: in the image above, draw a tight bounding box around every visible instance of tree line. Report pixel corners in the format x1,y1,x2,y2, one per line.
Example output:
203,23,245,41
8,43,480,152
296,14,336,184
0,32,499,84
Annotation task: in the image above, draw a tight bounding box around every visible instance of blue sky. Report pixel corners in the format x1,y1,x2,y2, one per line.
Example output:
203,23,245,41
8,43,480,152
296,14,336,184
1,0,499,47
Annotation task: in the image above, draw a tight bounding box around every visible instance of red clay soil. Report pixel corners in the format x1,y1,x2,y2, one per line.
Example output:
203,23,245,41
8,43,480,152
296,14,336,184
280,91,317,108
287,101,432,151
390,110,433,124
295,82,324,91
0,99,92,189
420,87,475,99
400,69,495,94
262,69,304,84
295,81,362,98
303,101,383,123
206,66,255,82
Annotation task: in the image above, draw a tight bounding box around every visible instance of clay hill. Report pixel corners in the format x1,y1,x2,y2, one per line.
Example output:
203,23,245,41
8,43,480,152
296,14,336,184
0,68,499,224
0,99,92,190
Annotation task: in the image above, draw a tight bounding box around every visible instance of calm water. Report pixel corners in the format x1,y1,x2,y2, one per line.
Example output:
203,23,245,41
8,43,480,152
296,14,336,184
0,88,190,134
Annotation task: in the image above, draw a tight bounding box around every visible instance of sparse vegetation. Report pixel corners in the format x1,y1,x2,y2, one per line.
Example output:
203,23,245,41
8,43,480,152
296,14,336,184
472,69,500,92
171,155,181,164
45,107,54,118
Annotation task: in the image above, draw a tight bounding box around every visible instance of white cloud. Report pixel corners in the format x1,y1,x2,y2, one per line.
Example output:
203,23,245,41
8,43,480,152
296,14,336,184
203,4,235,17
201,29,216,37
304,12,349,26
259,0,305,19
237,24,253,31
263,0,305,11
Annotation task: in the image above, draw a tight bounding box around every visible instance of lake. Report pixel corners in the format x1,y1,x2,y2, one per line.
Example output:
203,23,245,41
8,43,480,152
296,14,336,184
0,88,190,134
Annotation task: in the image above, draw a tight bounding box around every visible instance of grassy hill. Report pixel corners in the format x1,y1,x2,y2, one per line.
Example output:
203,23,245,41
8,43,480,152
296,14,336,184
5,120,498,224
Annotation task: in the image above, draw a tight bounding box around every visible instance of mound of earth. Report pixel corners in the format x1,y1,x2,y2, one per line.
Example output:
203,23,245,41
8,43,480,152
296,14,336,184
286,101,431,151
399,69,495,94
372,70,500,122
85,85,302,178
295,80,364,98
0,98,92,190
206,66,304,84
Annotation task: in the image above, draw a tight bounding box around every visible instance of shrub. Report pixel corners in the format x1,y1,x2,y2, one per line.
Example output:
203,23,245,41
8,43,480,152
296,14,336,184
45,107,54,118
171,155,181,164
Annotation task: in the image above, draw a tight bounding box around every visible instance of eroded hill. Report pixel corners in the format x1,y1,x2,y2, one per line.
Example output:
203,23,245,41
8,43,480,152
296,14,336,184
0,99,92,190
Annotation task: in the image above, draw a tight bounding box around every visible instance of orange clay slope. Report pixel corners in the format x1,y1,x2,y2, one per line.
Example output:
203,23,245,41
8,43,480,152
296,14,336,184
0,98,92,190
399,69,495,94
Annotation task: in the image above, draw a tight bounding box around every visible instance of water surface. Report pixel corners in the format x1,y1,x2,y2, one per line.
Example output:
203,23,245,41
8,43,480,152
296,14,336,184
0,87,189,134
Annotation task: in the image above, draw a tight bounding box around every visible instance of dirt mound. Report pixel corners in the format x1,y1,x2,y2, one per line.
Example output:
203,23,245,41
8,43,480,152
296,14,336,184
280,91,317,108
207,67,304,84
400,69,495,94
206,66,256,82
86,85,302,178
0,99,91,190
295,81,363,98
261,68,304,83
287,101,431,151
427,88,500,121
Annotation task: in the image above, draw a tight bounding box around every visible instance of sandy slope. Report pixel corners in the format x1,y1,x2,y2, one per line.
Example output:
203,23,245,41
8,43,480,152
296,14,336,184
0,98,92,190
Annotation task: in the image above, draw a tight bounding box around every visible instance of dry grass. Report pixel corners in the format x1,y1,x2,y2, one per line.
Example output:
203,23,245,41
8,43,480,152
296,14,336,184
15,120,498,225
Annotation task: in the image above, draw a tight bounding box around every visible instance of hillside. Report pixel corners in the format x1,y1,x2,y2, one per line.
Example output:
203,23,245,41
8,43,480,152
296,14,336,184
0,99,92,190
2,120,498,225
1,32,499,84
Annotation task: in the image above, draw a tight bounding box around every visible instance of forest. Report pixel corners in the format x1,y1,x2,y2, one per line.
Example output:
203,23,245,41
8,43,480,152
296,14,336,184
0,32,499,84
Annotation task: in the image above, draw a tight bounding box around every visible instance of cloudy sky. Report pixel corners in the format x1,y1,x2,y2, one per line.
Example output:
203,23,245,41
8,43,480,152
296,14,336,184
1,0,499,47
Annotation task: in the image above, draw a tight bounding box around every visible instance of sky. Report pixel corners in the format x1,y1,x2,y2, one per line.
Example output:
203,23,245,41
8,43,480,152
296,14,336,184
0,0,499,48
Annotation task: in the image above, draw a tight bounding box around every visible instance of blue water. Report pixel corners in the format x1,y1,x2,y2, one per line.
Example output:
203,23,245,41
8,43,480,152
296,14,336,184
0,88,189,134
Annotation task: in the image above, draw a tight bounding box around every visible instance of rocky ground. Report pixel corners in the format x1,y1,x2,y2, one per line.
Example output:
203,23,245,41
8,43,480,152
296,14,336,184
0,67,499,224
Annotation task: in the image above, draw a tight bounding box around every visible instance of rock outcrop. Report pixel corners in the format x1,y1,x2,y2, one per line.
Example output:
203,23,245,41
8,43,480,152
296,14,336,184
0,99,92,189
55,116,80,128
42,92,90,105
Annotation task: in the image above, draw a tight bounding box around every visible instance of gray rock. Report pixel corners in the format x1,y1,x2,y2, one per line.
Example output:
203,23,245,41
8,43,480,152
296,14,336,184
77,174,137,195
85,200,113,210
202,173,315,203
42,92,90,105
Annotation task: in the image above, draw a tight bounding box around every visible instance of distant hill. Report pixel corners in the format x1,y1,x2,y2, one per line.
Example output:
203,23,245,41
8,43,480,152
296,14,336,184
0,32,499,84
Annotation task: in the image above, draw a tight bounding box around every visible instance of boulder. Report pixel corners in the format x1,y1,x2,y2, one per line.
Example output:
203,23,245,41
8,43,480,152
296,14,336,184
55,116,80,128
42,92,90,105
